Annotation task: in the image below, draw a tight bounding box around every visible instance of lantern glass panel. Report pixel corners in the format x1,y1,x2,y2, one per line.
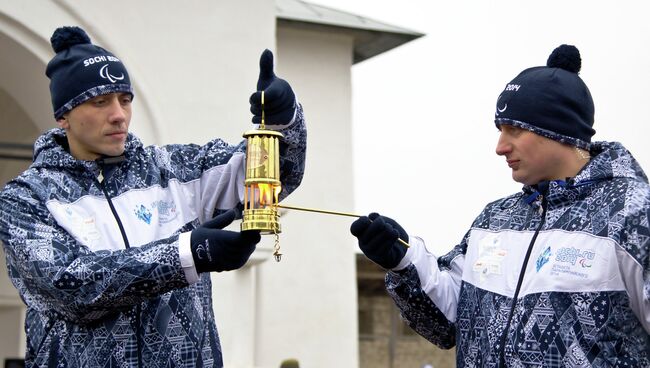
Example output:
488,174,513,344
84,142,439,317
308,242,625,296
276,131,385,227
241,129,283,233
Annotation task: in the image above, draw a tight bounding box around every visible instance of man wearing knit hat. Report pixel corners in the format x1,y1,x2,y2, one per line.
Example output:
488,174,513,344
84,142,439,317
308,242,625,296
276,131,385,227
0,26,306,367
351,45,650,367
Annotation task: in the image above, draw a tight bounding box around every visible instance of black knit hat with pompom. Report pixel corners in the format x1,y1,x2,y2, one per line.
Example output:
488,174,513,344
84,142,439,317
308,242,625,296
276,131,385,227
494,44,595,149
46,26,133,119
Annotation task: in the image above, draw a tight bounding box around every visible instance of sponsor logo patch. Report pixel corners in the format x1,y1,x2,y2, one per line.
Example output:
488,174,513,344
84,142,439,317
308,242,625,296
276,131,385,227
64,207,101,244
473,235,507,282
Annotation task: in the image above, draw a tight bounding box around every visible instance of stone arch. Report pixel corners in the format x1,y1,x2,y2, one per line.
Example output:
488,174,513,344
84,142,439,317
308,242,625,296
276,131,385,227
0,13,51,186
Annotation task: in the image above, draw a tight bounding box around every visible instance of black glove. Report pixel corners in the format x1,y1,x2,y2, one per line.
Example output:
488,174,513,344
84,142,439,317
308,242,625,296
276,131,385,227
249,49,296,125
190,209,261,273
350,212,409,269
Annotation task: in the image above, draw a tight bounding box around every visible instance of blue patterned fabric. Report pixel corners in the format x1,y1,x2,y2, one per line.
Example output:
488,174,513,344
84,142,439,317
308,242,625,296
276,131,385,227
0,106,306,367
386,141,650,367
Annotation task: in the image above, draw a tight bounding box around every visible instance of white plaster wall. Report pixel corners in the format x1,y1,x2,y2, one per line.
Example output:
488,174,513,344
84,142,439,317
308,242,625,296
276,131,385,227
259,26,359,367
211,26,361,368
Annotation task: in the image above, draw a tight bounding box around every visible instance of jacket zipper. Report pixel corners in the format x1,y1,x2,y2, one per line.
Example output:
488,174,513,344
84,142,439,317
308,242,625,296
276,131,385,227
96,169,130,249
498,196,548,367
96,167,142,368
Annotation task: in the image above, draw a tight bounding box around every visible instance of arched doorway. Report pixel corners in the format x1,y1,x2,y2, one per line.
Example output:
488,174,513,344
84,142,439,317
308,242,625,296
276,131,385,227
0,86,38,186
0,15,52,364
0,12,53,184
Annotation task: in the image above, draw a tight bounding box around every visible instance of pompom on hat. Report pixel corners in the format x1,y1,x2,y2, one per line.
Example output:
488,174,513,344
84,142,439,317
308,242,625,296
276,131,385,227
46,26,133,119
494,44,595,149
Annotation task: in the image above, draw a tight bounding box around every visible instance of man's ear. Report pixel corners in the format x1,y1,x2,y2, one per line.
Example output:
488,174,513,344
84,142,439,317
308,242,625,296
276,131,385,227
57,116,69,129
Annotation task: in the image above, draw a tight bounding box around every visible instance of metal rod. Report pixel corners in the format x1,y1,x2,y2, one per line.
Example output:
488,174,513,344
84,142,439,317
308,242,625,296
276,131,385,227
276,204,360,218
276,204,410,248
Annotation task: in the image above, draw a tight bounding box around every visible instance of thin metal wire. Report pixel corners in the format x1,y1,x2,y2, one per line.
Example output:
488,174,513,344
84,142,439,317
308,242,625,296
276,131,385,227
276,204,409,248
260,91,265,130
276,204,360,217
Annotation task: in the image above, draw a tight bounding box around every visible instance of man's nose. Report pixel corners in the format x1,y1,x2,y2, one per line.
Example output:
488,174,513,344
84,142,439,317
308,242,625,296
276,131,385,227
495,132,511,156
107,98,127,123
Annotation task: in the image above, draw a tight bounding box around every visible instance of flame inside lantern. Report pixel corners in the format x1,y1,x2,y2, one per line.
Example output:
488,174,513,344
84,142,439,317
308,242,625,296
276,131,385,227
257,183,281,207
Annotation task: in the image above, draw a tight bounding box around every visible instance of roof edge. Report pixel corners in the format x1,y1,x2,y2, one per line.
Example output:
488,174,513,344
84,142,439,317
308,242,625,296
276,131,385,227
276,0,424,63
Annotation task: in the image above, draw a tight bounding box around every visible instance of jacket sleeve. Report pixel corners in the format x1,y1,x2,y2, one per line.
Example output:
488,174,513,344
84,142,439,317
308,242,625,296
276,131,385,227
385,231,471,349
621,190,650,334
152,104,306,221
0,189,191,324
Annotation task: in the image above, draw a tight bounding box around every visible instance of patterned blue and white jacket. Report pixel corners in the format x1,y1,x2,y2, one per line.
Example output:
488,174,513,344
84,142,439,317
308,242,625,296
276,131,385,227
387,141,650,367
0,106,306,367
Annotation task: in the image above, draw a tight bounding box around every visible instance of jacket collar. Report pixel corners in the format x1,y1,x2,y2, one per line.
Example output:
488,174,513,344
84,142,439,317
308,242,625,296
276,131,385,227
31,128,142,173
521,141,647,208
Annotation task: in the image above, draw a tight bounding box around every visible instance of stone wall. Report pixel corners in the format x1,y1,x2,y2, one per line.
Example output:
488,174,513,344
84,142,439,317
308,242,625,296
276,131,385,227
357,257,456,367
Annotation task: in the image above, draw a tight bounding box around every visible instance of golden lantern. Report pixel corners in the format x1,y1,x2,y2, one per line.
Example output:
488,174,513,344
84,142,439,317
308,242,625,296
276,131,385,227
241,91,284,260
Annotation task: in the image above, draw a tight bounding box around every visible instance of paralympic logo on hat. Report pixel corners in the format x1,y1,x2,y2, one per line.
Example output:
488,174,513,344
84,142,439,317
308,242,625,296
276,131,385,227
495,95,508,116
99,64,125,83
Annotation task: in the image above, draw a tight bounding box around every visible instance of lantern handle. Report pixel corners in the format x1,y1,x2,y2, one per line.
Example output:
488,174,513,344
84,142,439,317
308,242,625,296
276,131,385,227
260,90,265,129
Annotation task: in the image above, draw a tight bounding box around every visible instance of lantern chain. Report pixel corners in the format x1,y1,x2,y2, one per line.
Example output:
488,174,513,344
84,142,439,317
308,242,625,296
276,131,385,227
272,228,282,262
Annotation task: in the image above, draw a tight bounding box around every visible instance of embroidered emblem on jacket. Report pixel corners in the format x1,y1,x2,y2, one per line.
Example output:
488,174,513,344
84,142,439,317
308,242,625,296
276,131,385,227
151,200,178,224
556,247,595,267
135,204,153,224
548,247,596,279
536,246,552,272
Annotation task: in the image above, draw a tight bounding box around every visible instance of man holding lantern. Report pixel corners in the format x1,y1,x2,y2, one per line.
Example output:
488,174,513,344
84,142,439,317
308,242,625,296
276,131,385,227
351,44,649,367
0,26,306,367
